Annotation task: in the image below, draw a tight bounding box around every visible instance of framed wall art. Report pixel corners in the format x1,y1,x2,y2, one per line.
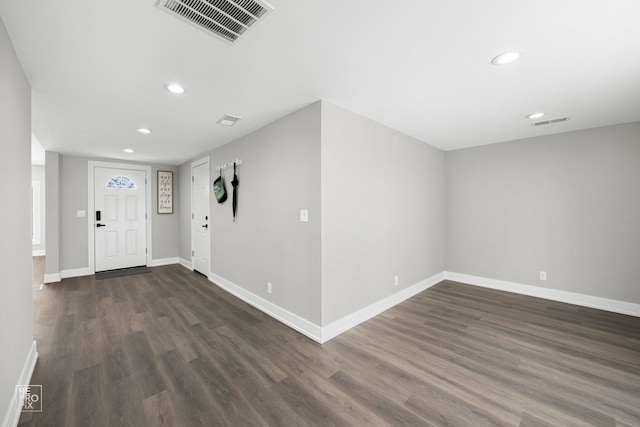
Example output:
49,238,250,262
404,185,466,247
157,170,173,214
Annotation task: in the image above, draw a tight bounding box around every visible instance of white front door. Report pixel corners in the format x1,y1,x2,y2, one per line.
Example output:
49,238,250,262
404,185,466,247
94,166,147,272
192,160,210,275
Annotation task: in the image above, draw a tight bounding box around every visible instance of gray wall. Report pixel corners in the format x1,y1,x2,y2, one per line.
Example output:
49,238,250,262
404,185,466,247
32,165,46,252
151,165,180,260
59,155,88,269
446,122,640,303
180,102,323,324
58,155,180,271
45,152,60,275
211,102,322,324
0,16,34,421
320,102,446,325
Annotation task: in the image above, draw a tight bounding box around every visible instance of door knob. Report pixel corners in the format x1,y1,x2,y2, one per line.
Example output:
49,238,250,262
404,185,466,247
96,223,106,228
202,224,208,228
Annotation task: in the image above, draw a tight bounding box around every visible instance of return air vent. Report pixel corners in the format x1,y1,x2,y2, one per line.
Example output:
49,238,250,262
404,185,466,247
156,0,274,44
531,117,570,127
217,114,242,126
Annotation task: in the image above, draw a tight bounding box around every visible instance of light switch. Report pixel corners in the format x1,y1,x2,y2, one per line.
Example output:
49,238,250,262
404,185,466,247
77,210,86,218
299,209,309,222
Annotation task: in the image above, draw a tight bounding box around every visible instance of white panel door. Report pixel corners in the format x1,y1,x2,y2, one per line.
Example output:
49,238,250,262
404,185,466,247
94,167,147,272
192,161,210,275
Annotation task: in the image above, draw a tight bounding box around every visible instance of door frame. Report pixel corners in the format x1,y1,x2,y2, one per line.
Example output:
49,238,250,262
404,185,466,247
191,156,210,274
88,161,152,274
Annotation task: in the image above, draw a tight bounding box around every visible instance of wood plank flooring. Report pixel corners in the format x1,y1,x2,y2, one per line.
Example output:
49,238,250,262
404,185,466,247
19,265,640,426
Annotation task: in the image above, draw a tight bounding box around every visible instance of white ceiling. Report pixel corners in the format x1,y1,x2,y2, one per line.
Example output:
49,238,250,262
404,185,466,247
2,0,640,166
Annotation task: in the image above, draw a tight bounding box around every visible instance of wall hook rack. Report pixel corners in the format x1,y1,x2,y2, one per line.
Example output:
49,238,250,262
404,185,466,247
213,158,242,172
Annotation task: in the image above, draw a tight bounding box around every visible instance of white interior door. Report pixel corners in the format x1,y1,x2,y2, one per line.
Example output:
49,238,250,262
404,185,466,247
94,167,147,272
192,160,210,275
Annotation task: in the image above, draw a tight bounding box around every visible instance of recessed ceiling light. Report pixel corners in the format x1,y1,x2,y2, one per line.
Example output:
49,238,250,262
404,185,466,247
136,128,152,134
164,83,186,94
216,114,242,127
526,112,545,120
123,148,134,153
491,50,523,65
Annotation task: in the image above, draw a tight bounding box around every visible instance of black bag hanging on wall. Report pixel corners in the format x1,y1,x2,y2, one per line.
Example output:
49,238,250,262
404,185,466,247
213,169,227,203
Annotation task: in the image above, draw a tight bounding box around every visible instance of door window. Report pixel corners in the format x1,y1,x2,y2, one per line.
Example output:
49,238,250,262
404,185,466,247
106,176,137,190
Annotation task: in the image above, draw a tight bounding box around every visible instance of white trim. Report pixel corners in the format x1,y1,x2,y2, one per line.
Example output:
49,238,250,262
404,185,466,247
208,271,446,344
88,161,152,274
321,272,445,342
61,267,92,279
445,272,640,318
44,269,92,282
47,261,186,281
44,273,61,283
32,250,45,257
179,257,193,270
191,156,211,275
2,341,38,427
209,272,323,343
150,257,179,267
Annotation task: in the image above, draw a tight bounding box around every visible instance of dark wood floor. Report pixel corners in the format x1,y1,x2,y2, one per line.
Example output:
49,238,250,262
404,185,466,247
19,264,640,426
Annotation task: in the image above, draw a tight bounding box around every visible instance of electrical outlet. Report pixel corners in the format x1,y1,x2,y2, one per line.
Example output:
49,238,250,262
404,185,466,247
394,275,399,286
267,282,272,294
539,271,547,281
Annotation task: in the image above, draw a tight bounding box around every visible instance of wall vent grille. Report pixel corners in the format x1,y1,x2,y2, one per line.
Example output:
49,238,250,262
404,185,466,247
531,117,570,127
157,0,274,44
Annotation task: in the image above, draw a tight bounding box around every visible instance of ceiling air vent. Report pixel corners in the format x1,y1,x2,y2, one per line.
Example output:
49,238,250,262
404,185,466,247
217,114,242,126
531,117,570,127
156,0,274,44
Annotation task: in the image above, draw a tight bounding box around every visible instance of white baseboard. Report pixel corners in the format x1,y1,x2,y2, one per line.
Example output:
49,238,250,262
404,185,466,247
445,272,640,318
44,268,91,282
61,267,91,279
52,260,183,280
32,250,45,257
321,272,446,342
179,258,193,270
150,257,179,267
43,273,61,283
208,271,446,344
208,272,323,343
2,341,38,427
